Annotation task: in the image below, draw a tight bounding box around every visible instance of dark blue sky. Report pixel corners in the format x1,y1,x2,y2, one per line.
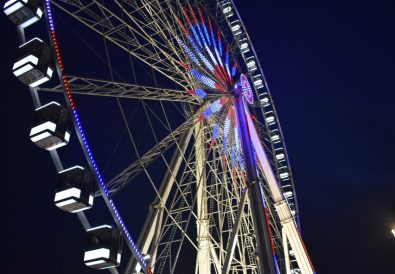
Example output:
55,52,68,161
2,1,395,273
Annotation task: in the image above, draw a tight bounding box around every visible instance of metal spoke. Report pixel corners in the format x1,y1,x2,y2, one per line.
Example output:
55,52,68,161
52,0,191,88
38,75,200,103
102,111,198,196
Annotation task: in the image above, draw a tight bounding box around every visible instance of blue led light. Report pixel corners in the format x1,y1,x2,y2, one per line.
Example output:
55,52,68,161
210,30,217,54
223,117,230,155
196,23,207,47
230,146,236,168
232,63,237,77
218,32,223,57
203,99,224,118
234,127,244,171
273,255,280,274
205,43,218,66
177,37,201,67
213,123,219,139
237,147,244,171
203,108,213,118
214,46,224,68
187,36,214,72
190,68,217,89
225,49,231,79
189,24,202,48
195,89,207,98
202,22,211,46
209,99,223,112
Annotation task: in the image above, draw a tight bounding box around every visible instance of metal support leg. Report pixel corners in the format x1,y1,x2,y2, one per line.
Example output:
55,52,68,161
195,121,211,274
235,95,276,274
125,128,194,274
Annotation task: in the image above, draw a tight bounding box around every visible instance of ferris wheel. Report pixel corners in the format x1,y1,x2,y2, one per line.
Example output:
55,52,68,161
4,0,316,273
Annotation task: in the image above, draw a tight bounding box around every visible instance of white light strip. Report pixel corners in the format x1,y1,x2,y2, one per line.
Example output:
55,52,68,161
85,259,107,266
19,37,43,48
55,198,77,208
59,165,84,174
19,16,40,28
87,225,112,232
88,195,94,206
4,0,18,9
36,7,43,18
29,76,50,87
35,101,60,111
13,55,38,70
4,2,23,16
100,265,117,270
84,248,111,261
46,67,53,78
54,187,81,202
64,131,70,142
71,206,92,213
280,172,289,179
47,141,67,151
30,131,51,142
30,121,56,136
13,63,33,77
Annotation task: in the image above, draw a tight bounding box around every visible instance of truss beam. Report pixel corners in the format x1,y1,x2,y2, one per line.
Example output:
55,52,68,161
52,0,189,88
125,128,194,274
102,111,199,196
38,76,199,104
221,188,248,274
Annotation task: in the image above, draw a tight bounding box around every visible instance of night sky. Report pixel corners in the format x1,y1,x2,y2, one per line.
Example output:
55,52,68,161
2,1,395,274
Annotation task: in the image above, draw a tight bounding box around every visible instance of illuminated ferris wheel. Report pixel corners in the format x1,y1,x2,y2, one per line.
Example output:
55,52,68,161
4,0,315,273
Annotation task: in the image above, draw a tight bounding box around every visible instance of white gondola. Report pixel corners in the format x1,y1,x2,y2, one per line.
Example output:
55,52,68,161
275,147,286,161
84,225,122,269
221,1,233,17
30,101,71,150
246,56,257,72
239,38,250,54
230,20,242,36
3,0,42,28
55,166,95,213
279,166,290,180
270,129,281,143
265,111,276,125
252,74,264,89
12,38,53,87
258,92,270,106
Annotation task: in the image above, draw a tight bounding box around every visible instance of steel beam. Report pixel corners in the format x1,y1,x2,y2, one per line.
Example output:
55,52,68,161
100,114,196,196
124,128,194,274
221,188,248,274
38,76,199,104
195,121,211,274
